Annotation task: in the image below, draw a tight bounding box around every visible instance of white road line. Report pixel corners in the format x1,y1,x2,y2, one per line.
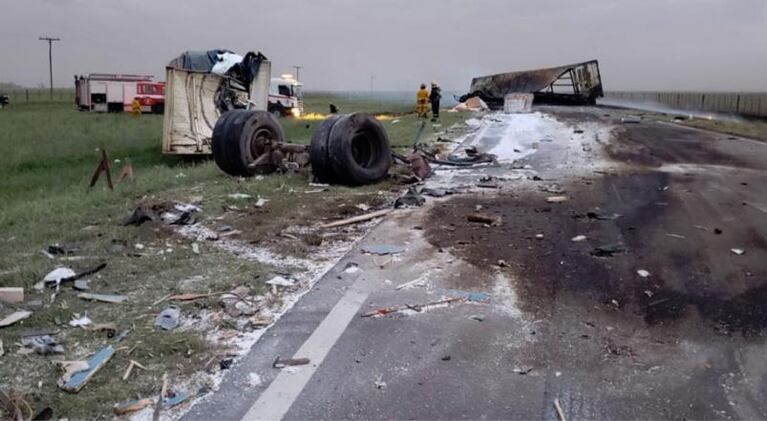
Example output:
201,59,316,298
242,281,370,421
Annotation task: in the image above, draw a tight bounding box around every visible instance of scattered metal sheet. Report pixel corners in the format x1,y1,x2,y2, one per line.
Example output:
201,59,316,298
361,244,405,255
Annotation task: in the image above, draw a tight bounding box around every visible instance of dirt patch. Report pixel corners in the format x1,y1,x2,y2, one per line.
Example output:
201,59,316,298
424,170,767,339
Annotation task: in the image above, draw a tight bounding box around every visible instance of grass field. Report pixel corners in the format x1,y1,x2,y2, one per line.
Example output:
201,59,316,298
0,92,470,419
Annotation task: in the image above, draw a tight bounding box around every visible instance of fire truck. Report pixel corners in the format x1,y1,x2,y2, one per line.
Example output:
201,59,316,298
74,74,165,113
268,74,303,117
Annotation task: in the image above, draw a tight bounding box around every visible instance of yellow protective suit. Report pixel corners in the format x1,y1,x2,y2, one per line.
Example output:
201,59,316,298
416,88,429,117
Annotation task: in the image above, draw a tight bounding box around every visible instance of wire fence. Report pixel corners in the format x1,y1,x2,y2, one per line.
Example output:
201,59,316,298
604,91,767,118
2,88,76,104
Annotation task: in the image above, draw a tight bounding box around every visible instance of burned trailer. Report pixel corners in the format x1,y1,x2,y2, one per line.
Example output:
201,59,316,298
460,60,603,108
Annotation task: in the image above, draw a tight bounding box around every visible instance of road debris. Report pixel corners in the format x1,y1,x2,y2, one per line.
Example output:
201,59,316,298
21,335,64,355
666,233,686,239
58,346,115,393
571,235,587,242
155,305,181,330
77,293,128,304
37,267,75,290
731,248,745,255
466,213,502,226
69,314,92,328
361,244,405,255
546,195,569,203
513,366,534,375
554,398,567,421
0,310,32,328
153,372,168,421
167,291,225,302
373,376,387,390
539,184,566,194
637,269,651,278
470,314,485,322
122,359,147,381
73,280,90,291
321,209,392,229
0,287,23,304
0,389,27,421
37,263,107,290
163,390,192,408
266,276,295,287
591,244,625,257
362,297,463,318
343,262,360,274
420,187,455,198
394,187,425,208
228,193,252,200
113,398,154,415
273,356,311,368
395,278,426,290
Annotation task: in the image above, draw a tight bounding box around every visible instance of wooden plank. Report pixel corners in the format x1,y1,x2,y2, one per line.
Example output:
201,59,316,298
0,310,32,328
77,293,128,303
60,346,115,393
321,209,391,229
113,398,154,415
0,287,23,304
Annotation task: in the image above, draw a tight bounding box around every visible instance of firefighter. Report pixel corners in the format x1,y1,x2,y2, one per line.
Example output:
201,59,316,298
416,84,429,118
429,81,442,121
131,98,142,116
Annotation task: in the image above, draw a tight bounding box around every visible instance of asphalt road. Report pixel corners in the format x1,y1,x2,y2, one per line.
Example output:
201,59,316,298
185,107,767,420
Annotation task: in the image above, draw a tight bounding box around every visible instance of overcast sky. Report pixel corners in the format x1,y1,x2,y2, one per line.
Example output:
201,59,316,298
1,0,765,92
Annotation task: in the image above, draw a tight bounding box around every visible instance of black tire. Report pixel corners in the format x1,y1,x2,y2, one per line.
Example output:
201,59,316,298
268,105,283,118
211,110,241,176
211,110,286,177
327,113,392,186
308,115,342,183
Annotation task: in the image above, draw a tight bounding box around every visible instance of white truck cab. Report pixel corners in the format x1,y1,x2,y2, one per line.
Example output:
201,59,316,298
268,75,303,117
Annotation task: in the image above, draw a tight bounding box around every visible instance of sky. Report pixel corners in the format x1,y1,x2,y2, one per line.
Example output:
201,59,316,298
0,0,765,92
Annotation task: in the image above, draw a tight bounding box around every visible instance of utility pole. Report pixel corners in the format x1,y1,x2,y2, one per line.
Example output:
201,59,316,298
370,76,375,95
39,36,60,99
292,65,302,82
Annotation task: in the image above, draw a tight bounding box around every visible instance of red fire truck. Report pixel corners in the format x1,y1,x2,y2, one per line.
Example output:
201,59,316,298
74,73,165,113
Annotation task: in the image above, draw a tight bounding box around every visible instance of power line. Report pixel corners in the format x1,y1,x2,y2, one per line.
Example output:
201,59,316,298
39,36,60,99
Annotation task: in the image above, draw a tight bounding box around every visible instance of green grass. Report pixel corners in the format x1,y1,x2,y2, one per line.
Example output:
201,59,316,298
0,92,470,419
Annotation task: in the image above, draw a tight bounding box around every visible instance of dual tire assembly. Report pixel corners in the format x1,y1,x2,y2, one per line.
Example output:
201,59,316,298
212,110,392,186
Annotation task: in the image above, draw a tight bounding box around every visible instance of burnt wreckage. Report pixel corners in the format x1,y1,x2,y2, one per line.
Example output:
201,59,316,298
459,60,603,108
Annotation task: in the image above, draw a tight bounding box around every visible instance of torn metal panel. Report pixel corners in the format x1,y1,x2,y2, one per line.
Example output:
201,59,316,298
462,60,603,108
162,50,271,155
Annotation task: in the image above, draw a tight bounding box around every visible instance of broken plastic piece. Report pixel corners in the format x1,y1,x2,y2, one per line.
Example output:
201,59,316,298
154,305,181,330
22,335,64,354
361,244,405,255
59,346,115,393
77,293,128,303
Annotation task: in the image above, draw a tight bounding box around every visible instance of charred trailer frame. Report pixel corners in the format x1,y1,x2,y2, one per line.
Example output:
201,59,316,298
461,60,603,108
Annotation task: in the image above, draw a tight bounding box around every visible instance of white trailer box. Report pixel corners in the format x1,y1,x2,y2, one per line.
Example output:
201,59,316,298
162,54,270,155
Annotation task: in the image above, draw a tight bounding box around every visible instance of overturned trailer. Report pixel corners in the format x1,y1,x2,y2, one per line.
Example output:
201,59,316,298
162,50,271,155
162,49,392,185
460,60,603,108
